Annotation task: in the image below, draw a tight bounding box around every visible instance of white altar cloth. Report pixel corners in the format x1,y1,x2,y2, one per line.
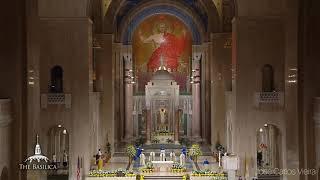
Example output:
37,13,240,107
151,161,174,172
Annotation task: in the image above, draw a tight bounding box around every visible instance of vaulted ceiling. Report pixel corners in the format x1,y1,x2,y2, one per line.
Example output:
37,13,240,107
101,0,234,43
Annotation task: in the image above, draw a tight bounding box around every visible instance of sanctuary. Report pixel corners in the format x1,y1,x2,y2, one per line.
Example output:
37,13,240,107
1,0,320,180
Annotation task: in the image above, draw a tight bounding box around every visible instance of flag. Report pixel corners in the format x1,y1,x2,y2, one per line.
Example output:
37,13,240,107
77,156,81,180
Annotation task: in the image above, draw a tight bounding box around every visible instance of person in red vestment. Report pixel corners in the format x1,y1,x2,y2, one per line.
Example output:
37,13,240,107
139,22,187,72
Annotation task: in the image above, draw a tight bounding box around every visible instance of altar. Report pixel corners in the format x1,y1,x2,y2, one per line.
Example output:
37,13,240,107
151,161,174,172
144,64,182,144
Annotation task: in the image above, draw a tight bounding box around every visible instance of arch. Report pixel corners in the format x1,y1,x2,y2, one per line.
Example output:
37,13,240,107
261,64,274,92
48,125,69,169
50,65,63,93
0,167,9,180
103,0,221,38
256,124,281,170
121,5,202,44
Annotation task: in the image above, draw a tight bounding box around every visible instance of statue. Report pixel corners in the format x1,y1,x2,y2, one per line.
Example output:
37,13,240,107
160,147,166,161
149,152,155,162
160,108,166,124
170,151,176,162
159,108,167,131
140,152,146,166
179,153,186,166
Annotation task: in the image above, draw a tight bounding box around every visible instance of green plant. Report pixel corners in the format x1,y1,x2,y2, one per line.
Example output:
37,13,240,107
172,162,184,169
145,162,154,169
125,145,137,170
188,144,202,171
115,169,126,177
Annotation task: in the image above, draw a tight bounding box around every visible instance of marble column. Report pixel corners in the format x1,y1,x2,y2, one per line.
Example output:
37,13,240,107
0,99,12,179
314,97,320,180
192,54,201,140
146,109,151,145
174,109,180,144
124,54,133,140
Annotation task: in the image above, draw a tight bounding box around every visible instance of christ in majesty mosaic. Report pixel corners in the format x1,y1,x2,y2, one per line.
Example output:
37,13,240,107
133,14,192,93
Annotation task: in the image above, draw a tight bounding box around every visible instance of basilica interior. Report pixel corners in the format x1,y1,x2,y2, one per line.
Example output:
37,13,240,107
0,0,320,180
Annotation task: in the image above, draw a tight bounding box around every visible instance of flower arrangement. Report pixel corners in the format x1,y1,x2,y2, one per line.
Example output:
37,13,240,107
182,175,188,180
126,145,137,170
151,138,160,144
191,170,227,179
88,169,136,177
153,131,174,136
140,162,154,173
188,144,203,170
166,138,174,144
138,175,145,180
259,143,267,149
215,142,226,153
171,162,186,173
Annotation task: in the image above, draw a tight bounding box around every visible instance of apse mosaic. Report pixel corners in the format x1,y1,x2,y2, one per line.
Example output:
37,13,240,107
133,14,192,93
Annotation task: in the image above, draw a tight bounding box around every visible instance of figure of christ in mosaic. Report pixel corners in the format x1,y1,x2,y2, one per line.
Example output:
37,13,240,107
133,15,192,92
139,22,187,72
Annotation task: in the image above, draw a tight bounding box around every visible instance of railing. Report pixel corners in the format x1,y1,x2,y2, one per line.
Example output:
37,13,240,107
0,99,12,127
254,92,284,107
41,93,72,109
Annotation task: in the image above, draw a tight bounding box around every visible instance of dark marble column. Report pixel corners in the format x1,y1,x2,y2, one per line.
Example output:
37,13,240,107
174,109,181,144
124,56,133,140
146,109,151,145
192,56,201,141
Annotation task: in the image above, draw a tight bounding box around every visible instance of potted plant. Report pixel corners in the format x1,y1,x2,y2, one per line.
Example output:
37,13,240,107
125,144,137,170
189,144,202,170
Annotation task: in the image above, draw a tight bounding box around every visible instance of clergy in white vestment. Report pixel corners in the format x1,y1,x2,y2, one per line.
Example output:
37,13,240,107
180,153,186,166
140,152,146,166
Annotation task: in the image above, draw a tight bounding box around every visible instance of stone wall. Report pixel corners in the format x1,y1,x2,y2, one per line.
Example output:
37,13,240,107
39,18,94,179
0,99,12,180
232,17,286,178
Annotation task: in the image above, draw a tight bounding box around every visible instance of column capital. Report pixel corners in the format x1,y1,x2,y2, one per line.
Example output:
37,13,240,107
191,56,201,84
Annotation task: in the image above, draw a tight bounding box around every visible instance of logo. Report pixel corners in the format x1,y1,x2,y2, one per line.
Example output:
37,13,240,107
19,135,57,170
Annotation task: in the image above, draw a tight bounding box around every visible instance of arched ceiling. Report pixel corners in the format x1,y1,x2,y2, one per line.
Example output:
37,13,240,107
116,0,209,31
103,0,222,43
121,4,204,44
